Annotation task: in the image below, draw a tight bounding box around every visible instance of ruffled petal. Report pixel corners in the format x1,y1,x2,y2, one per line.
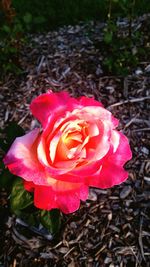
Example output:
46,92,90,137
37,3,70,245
24,180,34,192
110,130,120,153
3,129,47,185
30,91,78,128
57,192,80,214
87,132,132,188
56,183,89,213
87,164,128,189
33,183,88,214
34,185,58,210
109,131,132,166
78,96,103,107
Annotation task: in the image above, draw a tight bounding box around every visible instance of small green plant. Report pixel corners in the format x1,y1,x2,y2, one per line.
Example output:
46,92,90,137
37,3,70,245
102,24,139,75
0,0,23,78
0,20,24,77
0,1,34,79
99,0,144,75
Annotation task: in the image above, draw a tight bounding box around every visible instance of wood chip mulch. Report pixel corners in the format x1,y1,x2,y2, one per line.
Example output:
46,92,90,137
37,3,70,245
0,15,150,267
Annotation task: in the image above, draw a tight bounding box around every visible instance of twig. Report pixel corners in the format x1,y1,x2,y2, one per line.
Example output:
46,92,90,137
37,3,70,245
95,245,106,256
13,259,17,267
123,76,129,98
58,67,71,82
18,112,29,125
133,119,150,127
108,96,150,108
144,177,150,183
132,128,150,132
124,114,139,129
138,216,146,261
36,55,45,74
5,108,9,122
64,247,75,258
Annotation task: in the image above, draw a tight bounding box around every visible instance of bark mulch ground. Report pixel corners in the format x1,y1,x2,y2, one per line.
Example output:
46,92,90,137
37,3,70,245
0,15,150,267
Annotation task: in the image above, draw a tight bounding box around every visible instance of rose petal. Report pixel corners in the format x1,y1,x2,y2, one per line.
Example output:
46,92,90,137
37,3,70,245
78,96,103,107
33,183,88,214
88,123,100,137
49,131,62,163
34,185,58,210
81,106,119,128
57,193,81,214
85,120,110,161
87,164,128,188
30,91,78,128
110,131,132,166
24,180,35,192
110,130,120,153
37,137,50,166
87,132,132,188
3,129,47,185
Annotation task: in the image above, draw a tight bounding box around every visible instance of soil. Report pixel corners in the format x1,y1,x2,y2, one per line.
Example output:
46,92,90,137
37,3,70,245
0,16,150,267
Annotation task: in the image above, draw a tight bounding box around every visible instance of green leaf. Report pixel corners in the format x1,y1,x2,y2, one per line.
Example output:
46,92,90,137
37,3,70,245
23,13,32,24
0,160,4,169
40,209,61,234
0,138,8,151
104,31,113,44
0,168,14,189
33,16,46,24
5,121,25,147
11,178,33,214
16,208,39,226
2,25,11,33
0,122,24,152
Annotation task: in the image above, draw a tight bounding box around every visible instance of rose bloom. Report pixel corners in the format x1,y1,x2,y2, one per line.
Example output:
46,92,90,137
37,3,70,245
4,91,132,214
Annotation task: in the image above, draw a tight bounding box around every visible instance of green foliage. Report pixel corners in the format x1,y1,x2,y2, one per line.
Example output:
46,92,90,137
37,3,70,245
40,209,61,234
0,122,25,189
10,178,61,234
12,0,105,31
0,19,24,77
10,178,33,215
12,0,150,32
0,121,25,152
0,162,14,190
10,178,60,234
101,23,140,75
97,0,149,75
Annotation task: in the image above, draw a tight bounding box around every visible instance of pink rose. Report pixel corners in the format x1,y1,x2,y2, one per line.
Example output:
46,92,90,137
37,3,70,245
3,91,132,214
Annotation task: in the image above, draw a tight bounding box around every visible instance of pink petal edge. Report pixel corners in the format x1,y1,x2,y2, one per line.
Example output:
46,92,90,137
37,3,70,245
24,181,88,214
